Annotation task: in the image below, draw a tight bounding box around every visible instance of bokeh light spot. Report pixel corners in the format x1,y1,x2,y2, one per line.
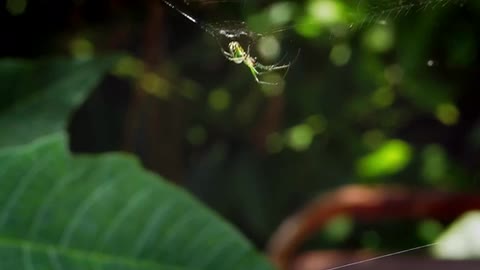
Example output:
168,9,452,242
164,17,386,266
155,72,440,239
70,37,94,60
417,219,444,243
363,25,394,53
287,124,314,151
186,125,207,145
436,103,459,126
323,215,354,243
308,0,343,24
257,36,281,61
269,1,295,25
140,72,169,98
295,15,324,38
208,88,231,111
357,139,412,178
6,0,27,15
112,56,144,79
371,86,395,108
260,73,285,96
330,44,352,66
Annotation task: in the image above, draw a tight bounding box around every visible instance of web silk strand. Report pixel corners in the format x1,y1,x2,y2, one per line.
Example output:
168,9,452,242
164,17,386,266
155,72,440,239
323,243,438,270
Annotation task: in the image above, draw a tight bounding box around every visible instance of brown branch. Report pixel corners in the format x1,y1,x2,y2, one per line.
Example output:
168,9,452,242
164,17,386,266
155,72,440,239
123,0,185,183
267,185,480,269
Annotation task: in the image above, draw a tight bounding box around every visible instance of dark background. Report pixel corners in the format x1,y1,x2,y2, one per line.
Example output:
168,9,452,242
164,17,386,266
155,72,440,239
2,0,479,256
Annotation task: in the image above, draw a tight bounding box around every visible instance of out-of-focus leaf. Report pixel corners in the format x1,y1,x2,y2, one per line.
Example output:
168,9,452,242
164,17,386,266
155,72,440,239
0,56,119,148
0,133,274,270
432,211,480,259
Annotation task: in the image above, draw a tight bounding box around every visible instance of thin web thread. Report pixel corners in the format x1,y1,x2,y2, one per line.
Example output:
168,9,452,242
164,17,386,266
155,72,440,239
177,0,464,33
323,242,438,270
356,0,463,28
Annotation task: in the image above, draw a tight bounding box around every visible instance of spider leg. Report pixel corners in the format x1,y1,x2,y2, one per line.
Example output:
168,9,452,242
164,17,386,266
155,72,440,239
253,62,291,76
254,74,279,85
221,48,233,58
254,52,292,73
221,48,244,64
246,44,252,56
248,65,278,85
254,48,300,74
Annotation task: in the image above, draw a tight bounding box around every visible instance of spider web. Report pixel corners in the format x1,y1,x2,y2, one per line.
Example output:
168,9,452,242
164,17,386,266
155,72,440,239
162,1,262,50
162,0,466,84
355,0,465,28
164,0,466,54
163,0,295,75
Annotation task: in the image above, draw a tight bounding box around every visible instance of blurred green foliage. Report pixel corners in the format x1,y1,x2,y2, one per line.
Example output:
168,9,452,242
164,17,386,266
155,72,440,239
0,56,274,270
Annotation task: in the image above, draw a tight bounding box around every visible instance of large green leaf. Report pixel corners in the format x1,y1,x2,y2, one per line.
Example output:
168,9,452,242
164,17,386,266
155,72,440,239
0,133,274,270
0,56,118,148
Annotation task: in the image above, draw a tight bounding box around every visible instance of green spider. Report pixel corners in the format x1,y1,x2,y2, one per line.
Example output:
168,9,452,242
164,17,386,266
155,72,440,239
161,0,293,85
221,41,291,85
